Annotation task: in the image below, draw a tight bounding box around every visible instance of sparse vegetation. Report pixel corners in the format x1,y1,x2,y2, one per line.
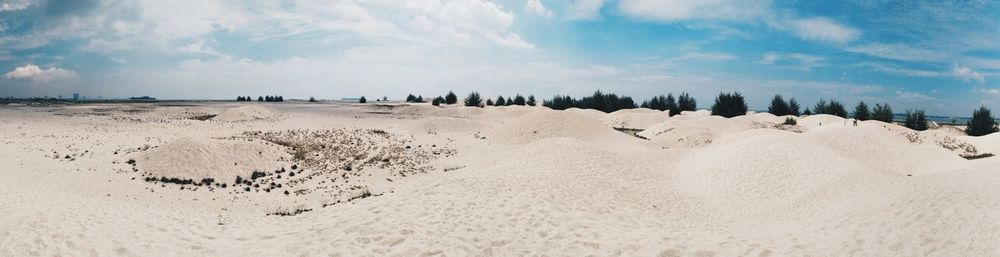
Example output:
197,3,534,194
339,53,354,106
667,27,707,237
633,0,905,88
784,117,797,125
464,92,483,107
966,106,999,136
904,109,928,131
872,103,893,123
542,90,637,113
432,96,443,106
359,96,367,104
526,95,536,106
308,97,317,102
710,92,747,118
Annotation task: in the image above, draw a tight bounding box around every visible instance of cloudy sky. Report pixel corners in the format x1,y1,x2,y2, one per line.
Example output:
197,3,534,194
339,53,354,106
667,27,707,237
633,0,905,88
2,0,1000,115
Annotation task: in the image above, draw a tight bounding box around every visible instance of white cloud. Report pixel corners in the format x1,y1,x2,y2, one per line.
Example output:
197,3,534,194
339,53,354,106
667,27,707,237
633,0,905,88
525,0,552,17
845,43,949,62
860,62,944,78
784,17,860,44
616,0,769,21
896,90,934,101
760,52,824,71
565,0,606,20
978,88,1000,96
952,64,985,82
0,0,33,11
3,64,77,82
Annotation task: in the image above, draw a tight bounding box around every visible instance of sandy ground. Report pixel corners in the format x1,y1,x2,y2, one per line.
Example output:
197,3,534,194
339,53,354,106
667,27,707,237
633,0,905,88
2,101,1000,256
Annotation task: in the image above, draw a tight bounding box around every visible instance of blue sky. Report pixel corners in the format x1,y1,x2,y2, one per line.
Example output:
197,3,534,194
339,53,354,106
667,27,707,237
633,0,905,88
2,0,1000,116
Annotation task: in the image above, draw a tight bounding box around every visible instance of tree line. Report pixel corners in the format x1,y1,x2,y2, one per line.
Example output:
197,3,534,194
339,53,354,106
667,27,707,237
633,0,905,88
353,90,999,136
236,95,284,102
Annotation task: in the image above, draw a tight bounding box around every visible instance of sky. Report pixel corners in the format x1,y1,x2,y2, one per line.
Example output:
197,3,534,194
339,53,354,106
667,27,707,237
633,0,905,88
2,0,1000,116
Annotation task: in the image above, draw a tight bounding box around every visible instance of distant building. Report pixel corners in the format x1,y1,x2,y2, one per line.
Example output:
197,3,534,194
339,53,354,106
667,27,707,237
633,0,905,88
72,93,80,101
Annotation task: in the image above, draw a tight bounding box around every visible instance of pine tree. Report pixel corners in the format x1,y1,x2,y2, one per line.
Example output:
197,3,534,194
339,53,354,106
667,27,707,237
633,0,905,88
872,103,893,123
495,95,506,106
486,99,494,106
359,96,367,103
767,94,791,116
678,92,697,112
445,91,458,105
853,101,871,121
967,106,998,136
788,98,801,116
904,109,928,131
513,94,526,105
432,96,443,106
464,92,483,107
527,95,536,106
710,92,747,118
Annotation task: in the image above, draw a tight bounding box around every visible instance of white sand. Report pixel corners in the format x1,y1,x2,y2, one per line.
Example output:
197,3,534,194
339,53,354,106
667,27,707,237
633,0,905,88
2,103,1000,256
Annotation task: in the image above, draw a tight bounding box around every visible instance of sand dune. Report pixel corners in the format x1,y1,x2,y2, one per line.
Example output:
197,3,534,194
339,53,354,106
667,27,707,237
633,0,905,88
3,102,1000,256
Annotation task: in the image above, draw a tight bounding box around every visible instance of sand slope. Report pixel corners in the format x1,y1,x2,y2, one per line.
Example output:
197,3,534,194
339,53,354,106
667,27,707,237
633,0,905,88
3,103,1000,256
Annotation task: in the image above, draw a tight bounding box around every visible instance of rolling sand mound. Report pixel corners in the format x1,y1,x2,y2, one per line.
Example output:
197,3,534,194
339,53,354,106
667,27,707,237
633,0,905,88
133,137,291,180
406,116,490,134
488,109,637,145
674,126,969,222
600,108,668,129
638,115,769,148
212,105,276,121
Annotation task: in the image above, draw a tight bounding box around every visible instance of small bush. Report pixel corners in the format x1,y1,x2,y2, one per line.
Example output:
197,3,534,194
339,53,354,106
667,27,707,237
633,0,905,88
526,95,536,106
872,103,893,123
445,91,458,105
405,94,416,102
464,92,483,107
903,109,928,131
853,101,870,120
308,97,317,102
783,117,797,125
710,92,747,118
359,96,367,104
486,99,494,106
966,106,998,136
495,95,506,106
432,96,443,106
803,108,812,115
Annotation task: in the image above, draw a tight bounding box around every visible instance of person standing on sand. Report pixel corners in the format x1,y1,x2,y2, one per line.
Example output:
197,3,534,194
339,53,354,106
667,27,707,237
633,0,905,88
853,119,858,127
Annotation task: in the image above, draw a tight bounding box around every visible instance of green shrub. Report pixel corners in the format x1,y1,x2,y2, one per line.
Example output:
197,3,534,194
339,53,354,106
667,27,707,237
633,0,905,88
359,96,367,104
527,95,536,106
803,107,812,115
710,92,747,118
431,96,443,106
486,99,494,106
783,117,797,125
495,95,506,106
464,92,483,107
903,109,928,131
966,106,998,136
872,103,893,123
